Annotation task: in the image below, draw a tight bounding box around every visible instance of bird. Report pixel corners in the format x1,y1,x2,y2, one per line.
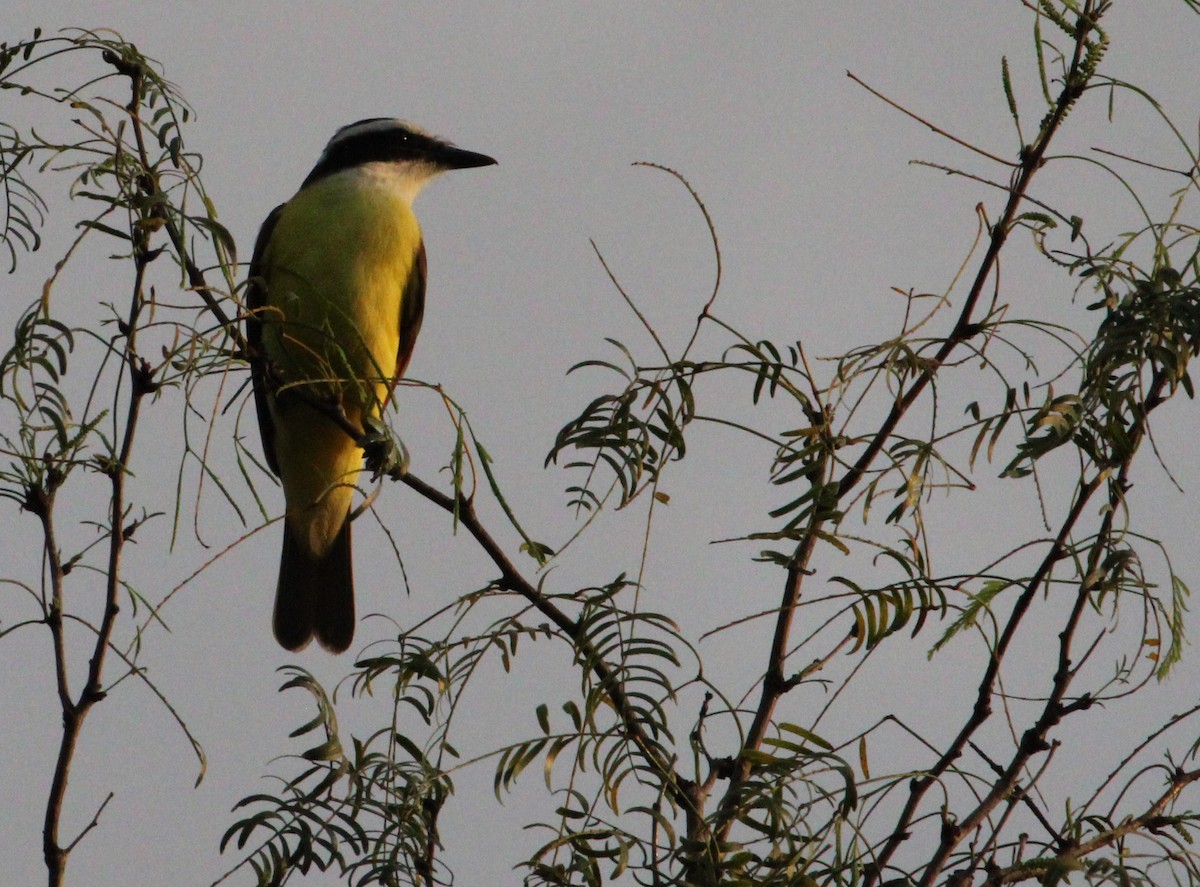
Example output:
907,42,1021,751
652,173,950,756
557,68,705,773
245,118,496,653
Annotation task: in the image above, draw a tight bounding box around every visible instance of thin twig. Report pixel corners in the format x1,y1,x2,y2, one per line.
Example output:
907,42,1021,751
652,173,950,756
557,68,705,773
847,71,1017,167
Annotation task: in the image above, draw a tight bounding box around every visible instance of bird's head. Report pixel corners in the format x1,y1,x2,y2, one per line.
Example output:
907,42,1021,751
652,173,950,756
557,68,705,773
301,118,496,199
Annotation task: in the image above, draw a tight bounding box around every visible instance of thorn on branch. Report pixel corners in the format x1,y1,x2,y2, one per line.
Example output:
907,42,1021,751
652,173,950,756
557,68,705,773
22,481,50,517
940,811,960,845
956,321,988,340
1144,815,1171,836
763,667,786,696
130,357,158,395
972,697,992,722
1019,730,1052,756
1059,693,1093,716
690,691,713,747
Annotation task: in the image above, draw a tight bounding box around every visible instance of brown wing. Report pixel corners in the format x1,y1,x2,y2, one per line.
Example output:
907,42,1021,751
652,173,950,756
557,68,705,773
392,240,427,389
246,203,287,477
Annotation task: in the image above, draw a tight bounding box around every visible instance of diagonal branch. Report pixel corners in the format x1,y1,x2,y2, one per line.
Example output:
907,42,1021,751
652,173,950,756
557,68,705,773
398,471,690,810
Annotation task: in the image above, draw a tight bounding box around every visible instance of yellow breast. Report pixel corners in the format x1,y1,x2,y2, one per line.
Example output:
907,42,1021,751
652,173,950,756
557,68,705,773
262,168,422,414
259,168,424,546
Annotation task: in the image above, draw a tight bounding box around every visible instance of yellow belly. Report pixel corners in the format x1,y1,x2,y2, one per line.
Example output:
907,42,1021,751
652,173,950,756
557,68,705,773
261,170,422,554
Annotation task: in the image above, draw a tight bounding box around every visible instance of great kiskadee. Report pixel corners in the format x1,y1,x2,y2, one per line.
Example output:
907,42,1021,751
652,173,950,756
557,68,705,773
246,118,496,653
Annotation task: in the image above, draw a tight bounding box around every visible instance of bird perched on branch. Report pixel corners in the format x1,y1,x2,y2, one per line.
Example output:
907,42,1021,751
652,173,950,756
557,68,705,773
246,118,496,653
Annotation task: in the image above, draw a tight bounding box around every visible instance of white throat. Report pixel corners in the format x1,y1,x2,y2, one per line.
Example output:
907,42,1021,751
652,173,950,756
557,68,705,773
342,160,442,206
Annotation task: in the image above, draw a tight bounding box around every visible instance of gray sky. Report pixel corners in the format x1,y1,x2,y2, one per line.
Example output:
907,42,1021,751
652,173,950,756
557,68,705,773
4,3,1200,885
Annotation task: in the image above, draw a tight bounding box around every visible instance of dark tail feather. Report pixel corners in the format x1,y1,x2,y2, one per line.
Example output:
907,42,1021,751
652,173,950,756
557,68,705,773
273,515,356,654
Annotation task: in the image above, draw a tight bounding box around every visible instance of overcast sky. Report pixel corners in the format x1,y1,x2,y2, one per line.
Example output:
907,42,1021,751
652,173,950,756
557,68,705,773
4,3,1200,886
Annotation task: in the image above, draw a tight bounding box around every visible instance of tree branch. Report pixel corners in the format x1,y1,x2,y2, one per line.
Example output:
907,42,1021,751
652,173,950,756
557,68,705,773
399,471,690,810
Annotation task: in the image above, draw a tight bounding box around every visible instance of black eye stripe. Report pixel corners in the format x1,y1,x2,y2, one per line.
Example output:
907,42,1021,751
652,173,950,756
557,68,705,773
298,120,494,189
303,122,440,187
